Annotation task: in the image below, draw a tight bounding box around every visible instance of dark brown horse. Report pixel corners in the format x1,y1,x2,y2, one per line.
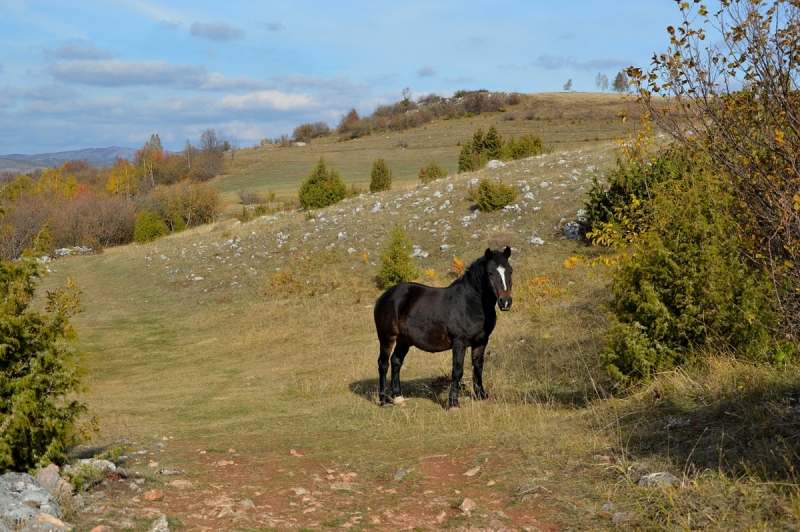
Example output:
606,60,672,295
373,247,513,410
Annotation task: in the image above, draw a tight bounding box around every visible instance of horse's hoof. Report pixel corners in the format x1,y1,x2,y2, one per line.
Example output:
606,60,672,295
393,396,407,406
447,406,461,412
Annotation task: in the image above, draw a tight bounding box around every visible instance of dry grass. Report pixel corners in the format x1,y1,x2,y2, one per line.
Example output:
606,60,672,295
36,93,800,530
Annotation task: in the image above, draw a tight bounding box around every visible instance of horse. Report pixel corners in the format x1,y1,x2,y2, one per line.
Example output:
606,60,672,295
373,247,513,410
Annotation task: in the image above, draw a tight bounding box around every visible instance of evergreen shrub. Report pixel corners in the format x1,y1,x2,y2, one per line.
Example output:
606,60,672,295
377,225,419,289
298,158,347,210
369,158,392,193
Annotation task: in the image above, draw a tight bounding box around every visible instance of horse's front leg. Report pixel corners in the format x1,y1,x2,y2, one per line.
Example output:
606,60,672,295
471,344,489,400
449,341,467,411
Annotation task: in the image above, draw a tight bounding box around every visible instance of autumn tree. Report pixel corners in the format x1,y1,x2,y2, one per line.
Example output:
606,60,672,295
106,157,137,197
629,0,800,340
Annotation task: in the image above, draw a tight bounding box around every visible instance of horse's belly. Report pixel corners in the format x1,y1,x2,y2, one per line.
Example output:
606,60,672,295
399,323,452,353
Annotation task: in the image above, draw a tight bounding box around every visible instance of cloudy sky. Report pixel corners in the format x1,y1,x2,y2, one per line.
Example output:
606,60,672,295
0,0,690,154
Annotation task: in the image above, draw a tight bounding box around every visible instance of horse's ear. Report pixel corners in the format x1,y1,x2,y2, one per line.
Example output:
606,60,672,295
502,246,511,259
484,248,493,260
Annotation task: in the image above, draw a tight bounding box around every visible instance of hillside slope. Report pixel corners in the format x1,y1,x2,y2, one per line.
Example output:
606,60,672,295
45,138,623,530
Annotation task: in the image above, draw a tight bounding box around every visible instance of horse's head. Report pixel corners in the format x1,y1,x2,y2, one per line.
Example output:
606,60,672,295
484,247,513,311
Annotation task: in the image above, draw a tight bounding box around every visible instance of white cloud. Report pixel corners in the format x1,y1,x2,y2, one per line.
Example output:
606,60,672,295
218,90,314,112
189,22,245,41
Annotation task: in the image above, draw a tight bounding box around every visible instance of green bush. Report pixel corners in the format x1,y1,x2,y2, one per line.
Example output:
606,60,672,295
0,257,89,472
468,179,517,212
418,161,448,184
458,126,544,172
502,134,543,160
298,157,347,210
133,208,168,244
369,158,392,193
458,129,489,173
593,150,778,383
377,225,419,289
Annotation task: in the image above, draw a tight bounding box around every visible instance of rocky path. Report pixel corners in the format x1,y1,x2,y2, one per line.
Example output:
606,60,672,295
64,439,559,532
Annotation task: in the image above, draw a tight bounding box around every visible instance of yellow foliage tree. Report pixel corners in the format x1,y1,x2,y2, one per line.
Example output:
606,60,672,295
106,158,137,197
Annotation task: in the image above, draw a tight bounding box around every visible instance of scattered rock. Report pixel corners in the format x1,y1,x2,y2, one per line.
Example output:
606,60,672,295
516,483,550,497
486,160,505,169
0,473,63,530
638,472,679,489
612,512,630,525
463,466,481,477
156,468,185,476
459,497,477,514
16,513,70,532
144,489,164,501
394,468,413,482
34,466,72,504
330,481,353,491
150,514,170,532
167,479,193,490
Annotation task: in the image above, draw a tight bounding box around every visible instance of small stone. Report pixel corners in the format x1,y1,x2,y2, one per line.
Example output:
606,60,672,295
330,481,353,491
290,487,307,496
463,466,480,477
90,526,111,532
17,514,70,532
394,468,413,482
638,472,678,489
150,514,170,532
144,489,163,501
612,512,629,525
459,497,477,514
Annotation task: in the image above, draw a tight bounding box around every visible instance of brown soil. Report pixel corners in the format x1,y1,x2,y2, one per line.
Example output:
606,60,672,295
68,440,560,532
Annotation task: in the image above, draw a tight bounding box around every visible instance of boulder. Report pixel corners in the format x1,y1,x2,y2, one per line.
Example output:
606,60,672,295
34,466,73,505
0,473,63,530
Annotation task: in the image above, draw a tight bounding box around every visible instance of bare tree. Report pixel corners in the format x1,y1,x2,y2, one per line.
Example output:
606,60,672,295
563,79,573,91
595,73,609,92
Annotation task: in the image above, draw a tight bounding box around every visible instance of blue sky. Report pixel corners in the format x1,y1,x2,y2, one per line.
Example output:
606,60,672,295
0,0,688,154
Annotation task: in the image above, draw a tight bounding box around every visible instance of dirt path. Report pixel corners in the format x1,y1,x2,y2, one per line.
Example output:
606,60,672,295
69,439,560,531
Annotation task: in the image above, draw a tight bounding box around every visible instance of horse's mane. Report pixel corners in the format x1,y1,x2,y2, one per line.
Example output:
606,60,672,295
450,255,487,290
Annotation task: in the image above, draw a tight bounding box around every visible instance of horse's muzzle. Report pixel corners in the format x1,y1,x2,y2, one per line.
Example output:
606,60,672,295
498,297,512,311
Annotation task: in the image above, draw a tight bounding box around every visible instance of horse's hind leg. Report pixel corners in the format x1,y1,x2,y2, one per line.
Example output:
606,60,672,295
471,344,489,400
390,342,410,404
377,338,395,407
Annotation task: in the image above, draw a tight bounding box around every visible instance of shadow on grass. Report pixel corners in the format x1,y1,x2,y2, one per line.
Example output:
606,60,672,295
349,376,451,409
614,367,800,482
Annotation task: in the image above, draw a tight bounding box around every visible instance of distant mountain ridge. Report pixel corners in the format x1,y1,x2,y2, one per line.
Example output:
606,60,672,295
0,146,137,172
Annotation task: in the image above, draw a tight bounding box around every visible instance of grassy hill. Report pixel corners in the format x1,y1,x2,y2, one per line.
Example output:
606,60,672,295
37,93,797,531
212,92,638,206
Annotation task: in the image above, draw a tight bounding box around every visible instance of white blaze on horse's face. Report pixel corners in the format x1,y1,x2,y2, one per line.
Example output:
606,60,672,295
496,266,508,291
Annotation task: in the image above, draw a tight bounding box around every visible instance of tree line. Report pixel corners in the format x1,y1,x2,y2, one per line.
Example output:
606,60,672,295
0,129,227,259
